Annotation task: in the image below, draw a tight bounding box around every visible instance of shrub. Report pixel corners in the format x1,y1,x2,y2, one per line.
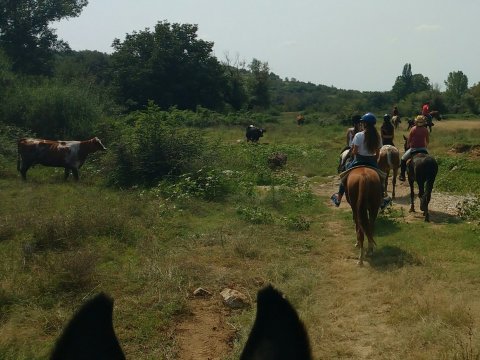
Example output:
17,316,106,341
105,107,207,186
236,206,274,224
1,79,108,139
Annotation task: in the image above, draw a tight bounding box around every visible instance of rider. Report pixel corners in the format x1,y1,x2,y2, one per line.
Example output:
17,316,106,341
331,113,392,209
380,114,395,146
399,115,430,181
422,101,433,127
338,115,362,171
392,106,399,117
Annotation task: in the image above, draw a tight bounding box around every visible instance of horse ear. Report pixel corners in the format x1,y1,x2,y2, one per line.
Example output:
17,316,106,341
50,293,125,360
240,286,312,360
403,135,407,140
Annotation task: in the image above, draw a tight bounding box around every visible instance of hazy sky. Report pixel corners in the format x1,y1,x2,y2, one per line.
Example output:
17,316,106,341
53,0,480,92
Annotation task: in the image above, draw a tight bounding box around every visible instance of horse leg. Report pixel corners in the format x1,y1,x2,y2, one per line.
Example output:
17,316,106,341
392,167,398,199
409,179,415,212
357,226,365,266
383,170,389,197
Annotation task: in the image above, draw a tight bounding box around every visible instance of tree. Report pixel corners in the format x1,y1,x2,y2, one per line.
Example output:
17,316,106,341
444,71,468,107
111,21,226,111
391,63,430,100
247,58,270,110
222,52,248,111
0,0,88,75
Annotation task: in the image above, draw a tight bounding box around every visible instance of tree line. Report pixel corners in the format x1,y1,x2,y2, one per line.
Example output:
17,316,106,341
1,0,480,140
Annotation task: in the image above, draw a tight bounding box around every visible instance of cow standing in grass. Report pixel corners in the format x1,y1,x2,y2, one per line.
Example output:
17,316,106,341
246,125,266,142
17,137,106,181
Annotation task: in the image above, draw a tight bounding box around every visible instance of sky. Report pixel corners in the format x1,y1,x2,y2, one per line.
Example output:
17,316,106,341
53,0,480,92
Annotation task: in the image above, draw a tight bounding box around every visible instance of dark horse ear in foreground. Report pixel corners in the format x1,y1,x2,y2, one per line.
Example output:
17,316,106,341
344,167,383,265
403,136,438,222
50,286,312,360
50,293,125,360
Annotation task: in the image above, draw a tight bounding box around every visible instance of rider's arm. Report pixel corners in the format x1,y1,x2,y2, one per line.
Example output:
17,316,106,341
351,144,359,156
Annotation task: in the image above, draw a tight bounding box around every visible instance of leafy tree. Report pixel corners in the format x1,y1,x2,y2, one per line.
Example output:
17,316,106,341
111,21,226,111
247,58,270,110
0,0,88,75
54,50,112,86
222,53,248,111
444,71,468,111
392,63,430,100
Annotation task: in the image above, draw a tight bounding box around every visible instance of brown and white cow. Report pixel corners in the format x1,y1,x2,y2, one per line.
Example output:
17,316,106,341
17,137,106,181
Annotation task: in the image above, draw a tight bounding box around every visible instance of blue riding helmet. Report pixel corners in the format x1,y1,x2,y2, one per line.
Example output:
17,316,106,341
361,112,376,124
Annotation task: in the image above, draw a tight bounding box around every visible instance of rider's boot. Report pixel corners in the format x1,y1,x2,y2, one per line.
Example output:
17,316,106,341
398,160,406,181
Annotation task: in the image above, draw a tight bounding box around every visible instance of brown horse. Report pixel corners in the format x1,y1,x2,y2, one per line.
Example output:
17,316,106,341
344,167,383,265
377,145,400,199
403,136,438,222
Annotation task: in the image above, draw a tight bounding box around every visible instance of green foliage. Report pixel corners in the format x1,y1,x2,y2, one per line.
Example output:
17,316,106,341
0,0,88,75
158,168,234,201
445,71,469,108
1,79,107,138
247,58,270,110
457,197,480,223
236,205,274,224
105,104,208,186
111,21,226,111
435,156,480,195
283,215,311,231
392,63,431,101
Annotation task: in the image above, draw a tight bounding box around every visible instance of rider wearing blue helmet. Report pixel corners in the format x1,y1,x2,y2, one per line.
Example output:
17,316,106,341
331,113,391,208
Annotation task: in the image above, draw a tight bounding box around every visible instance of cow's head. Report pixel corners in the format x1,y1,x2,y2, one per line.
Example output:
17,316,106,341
92,137,107,151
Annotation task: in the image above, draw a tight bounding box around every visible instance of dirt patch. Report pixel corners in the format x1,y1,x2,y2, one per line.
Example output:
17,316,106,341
449,143,480,156
175,296,235,360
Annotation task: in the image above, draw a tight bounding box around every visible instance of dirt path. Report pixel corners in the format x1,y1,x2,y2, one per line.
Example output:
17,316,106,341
175,296,234,360
315,174,471,223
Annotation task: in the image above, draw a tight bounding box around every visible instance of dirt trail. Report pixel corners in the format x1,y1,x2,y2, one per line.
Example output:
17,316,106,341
175,296,234,360
315,174,470,223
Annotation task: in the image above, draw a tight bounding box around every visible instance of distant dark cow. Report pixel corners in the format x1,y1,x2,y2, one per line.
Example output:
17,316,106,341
246,125,266,142
50,286,312,360
17,137,106,181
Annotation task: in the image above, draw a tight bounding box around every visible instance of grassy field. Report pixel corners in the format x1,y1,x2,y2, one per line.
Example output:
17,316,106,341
1,114,480,359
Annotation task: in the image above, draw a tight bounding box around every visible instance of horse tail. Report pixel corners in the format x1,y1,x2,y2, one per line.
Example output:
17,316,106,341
424,159,438,198
356,176,373,240
386,147,393,169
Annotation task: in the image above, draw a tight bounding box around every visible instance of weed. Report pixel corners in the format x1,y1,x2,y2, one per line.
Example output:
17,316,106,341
236,206,274,224
283,215,311,231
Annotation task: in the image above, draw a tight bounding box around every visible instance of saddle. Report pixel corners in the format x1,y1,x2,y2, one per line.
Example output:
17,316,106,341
339,165,387,186
406,149,429,166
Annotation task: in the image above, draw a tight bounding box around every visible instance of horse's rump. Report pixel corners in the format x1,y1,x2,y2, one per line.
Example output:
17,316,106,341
345,167,382,235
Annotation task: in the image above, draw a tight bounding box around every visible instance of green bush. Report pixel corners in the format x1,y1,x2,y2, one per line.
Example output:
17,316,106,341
1,79,108,139
105,105,207,187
